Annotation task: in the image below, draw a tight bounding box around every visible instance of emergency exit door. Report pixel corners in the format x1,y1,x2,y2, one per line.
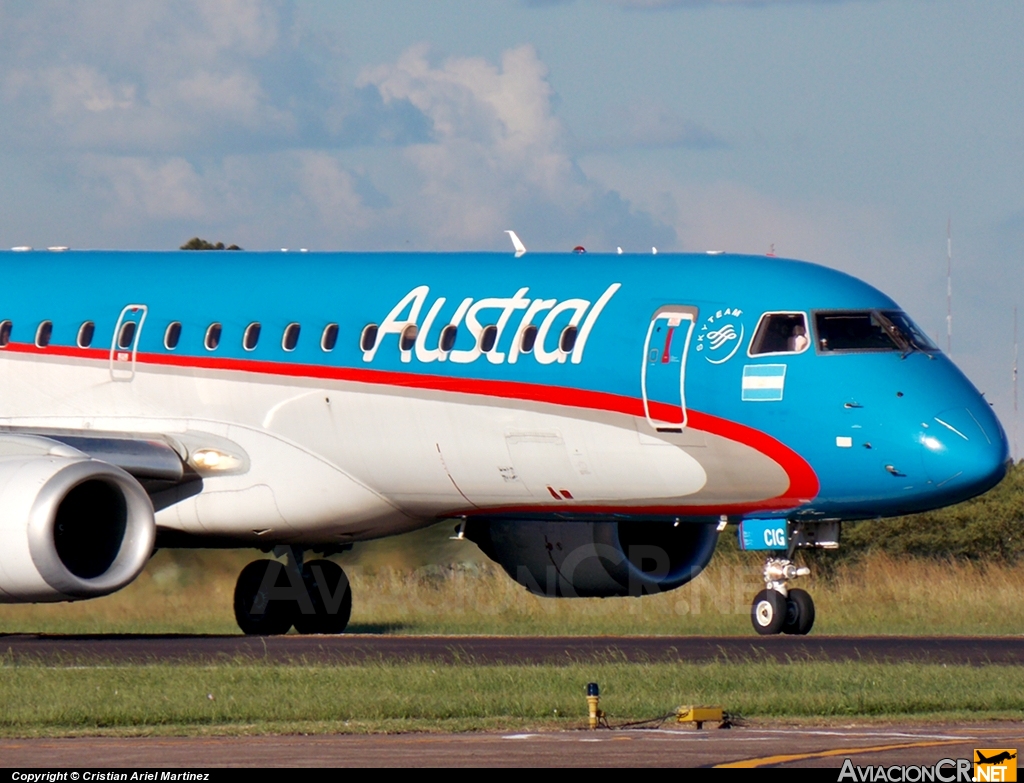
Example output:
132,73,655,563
110,304,147,381
641,306,698,432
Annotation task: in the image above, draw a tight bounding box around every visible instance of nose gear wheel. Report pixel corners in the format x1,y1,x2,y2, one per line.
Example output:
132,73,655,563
751,588,786,635
749,555,815,636
781,587,815,635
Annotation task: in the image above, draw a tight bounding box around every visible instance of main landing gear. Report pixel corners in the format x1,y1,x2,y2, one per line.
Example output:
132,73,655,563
233,546,352,635
751,557,815,636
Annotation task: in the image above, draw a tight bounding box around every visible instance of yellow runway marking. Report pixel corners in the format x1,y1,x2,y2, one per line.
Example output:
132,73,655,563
716,738,968,768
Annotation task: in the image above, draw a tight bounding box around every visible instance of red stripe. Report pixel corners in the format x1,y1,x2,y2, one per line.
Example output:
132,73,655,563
5,343,108,361
464,498,804,517
1,342,819,511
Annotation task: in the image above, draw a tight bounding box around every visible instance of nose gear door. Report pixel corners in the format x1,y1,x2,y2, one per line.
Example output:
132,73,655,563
641,305,698,432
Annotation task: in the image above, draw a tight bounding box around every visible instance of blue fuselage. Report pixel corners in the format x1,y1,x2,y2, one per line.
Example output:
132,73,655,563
0,249,1008,522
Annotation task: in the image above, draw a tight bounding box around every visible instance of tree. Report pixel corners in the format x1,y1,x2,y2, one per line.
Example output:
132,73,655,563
180,237,241,250
841,462,1024,562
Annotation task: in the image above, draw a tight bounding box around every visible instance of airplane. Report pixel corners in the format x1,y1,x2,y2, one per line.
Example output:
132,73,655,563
0,242,1008,636
976,752,1017,765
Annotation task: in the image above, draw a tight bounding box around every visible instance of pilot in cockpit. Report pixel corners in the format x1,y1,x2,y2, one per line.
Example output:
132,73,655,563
788,323,809,353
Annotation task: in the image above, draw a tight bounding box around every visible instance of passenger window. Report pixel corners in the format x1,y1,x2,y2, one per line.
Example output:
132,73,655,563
399,324,417,352
77,321,95,348
480,325,498,353
439,324,458,352
282,323,300,352
559,325,578,353
750,313,809,355
321,323,339,352
520,324,538,354
36,321,53,348
205,323,222,351
118,321,137,350
243,322,261,351
0,321,11,348
815,311,899,352
360,324,378,352
164,322,182,350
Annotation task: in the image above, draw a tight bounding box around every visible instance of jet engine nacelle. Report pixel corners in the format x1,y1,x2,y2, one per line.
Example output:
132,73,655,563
0,438,156,602
465,519,719,598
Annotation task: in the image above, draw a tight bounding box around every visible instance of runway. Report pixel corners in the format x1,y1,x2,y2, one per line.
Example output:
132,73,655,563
3,635,1021,767
2,633,1024,665
2,725,1022,768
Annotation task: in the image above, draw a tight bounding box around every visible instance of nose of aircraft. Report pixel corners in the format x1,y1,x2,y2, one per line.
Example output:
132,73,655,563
920,404,1009,502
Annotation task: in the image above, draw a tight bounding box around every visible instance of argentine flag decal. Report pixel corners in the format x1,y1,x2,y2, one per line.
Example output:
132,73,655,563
742,364,787,402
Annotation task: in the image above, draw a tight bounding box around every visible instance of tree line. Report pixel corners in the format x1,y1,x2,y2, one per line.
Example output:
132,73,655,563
180,237,242,250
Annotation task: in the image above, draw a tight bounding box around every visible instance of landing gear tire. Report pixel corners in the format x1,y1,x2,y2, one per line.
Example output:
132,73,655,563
751,589,786,635
233,560,296,636
293,559,352,635
782,588,815,636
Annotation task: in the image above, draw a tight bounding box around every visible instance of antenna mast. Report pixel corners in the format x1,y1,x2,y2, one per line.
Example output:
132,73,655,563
946,218,953,356
1014,305,1019,462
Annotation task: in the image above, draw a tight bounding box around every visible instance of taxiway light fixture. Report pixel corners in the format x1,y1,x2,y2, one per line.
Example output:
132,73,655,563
586,682,602,730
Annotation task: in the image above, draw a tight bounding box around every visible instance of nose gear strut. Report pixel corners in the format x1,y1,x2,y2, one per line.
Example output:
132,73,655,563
763,558,811,595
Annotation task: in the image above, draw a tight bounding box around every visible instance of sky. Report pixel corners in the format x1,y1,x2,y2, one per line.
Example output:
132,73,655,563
0,0,1021,453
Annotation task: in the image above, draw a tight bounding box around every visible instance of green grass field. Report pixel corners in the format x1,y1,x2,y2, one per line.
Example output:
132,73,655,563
3,518,1023,737
2,532,1023,635
2,660,1023,737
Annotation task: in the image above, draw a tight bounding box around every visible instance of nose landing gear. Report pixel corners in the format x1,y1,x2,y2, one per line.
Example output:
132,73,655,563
741,519,838,636
750,558,814,636
233,546,352,635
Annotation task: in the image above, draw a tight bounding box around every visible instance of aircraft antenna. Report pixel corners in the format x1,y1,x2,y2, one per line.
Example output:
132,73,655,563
1014,305,1019,462
946,218,953,355
505,230,527,258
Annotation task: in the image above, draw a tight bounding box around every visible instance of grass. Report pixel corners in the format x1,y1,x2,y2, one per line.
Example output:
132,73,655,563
2,660,1023,737
2,525,1022,738
2,536,1024,635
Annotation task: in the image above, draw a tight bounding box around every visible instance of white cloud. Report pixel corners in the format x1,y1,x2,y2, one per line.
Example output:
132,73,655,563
40,66,137,114
80,156,216,222
0,1,299,153
660,181,884,262
529,0,867,7
194,0,280,56
614,0,860,6
293,152,374,232
579,159,939,304
576,101,728,153
356,44,670,249
0,6,672,251
67,39,672,251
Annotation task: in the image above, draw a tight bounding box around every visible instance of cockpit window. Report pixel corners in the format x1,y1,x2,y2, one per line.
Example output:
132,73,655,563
815,310,936,354
882,310,938,351
749,312,809,355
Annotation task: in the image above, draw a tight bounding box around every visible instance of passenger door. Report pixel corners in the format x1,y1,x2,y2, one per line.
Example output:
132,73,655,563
641,306,698,432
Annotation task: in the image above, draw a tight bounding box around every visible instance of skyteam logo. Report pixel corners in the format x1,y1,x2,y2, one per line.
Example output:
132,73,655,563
696,307,745,364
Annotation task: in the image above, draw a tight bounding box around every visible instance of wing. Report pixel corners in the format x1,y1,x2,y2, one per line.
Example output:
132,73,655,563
0,428,203,510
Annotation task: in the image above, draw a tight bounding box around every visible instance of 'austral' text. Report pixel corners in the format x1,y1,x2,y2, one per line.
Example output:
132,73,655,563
362,284,621,366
